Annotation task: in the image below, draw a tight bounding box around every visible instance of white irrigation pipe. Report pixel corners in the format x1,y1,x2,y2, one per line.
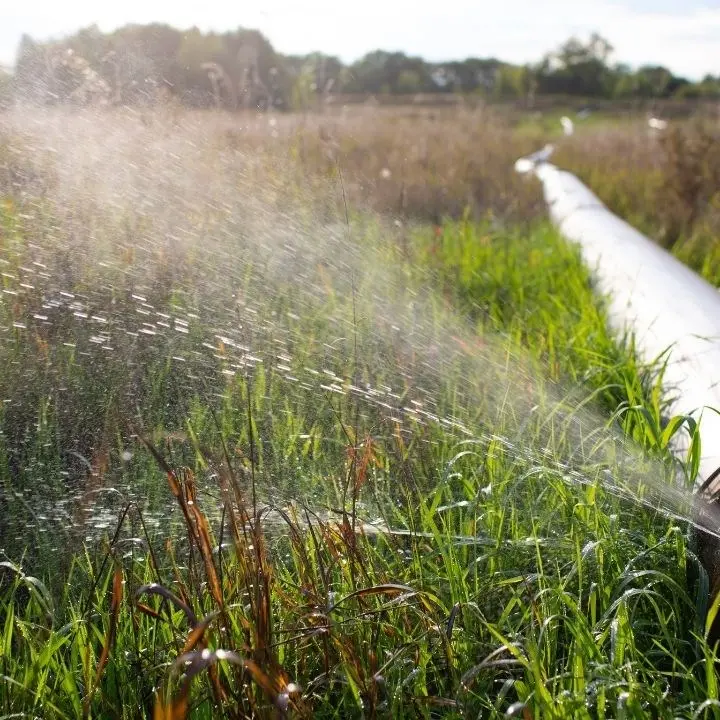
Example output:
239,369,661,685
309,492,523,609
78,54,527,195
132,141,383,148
518,154,720,482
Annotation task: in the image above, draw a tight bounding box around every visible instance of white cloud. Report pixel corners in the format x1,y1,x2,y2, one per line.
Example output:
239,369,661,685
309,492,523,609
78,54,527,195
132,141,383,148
1,0,718,79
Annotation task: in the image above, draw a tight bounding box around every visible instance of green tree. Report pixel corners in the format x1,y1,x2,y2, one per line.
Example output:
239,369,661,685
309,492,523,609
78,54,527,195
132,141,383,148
494,64,526,99
537,33,616,97
174,28,223,105
397,69,421,94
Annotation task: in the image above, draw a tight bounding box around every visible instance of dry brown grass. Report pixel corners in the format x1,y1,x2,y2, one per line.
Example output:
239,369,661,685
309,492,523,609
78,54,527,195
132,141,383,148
3,102,718,278
92,104,546,224
185,105,720,260
555,118,720,281
0,103,546,224
279,106,546,224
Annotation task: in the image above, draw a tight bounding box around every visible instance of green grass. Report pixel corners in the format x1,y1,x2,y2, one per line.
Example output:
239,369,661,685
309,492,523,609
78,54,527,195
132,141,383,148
0,191,714,718
511,108,633,140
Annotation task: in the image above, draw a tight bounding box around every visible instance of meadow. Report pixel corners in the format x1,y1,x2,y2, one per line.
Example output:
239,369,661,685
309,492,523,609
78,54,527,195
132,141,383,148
0,103,719,718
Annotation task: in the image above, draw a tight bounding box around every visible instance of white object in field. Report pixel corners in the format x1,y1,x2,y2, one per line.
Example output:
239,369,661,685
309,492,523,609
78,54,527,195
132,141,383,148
520,155,720,481
514,144,555,174
648,117,668,131
560,116,575,136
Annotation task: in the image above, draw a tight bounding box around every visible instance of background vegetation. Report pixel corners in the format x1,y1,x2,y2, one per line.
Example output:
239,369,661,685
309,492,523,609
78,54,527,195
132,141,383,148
4,25,720,112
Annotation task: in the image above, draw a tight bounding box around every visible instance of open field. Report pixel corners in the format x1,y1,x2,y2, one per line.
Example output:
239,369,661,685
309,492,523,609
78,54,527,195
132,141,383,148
0,105,718,717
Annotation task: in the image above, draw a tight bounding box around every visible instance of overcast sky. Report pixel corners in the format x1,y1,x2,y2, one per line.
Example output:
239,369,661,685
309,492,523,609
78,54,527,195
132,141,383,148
2,0,719,80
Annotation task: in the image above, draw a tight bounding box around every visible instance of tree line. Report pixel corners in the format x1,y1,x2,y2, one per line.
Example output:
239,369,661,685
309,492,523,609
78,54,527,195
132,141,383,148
1,24,719,110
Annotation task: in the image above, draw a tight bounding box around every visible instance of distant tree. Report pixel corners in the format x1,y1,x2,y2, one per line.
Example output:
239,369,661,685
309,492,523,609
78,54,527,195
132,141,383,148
286,52,343,110
8,24,710,109
347,51,393,93
537,33,616,97
443,58,502,94
202,61,237,109
666,75,691,97
290,63,314,111
347,51,432,94
675,75,720,99
634,65,674,97
397,69,421,94
67,25,107,70
494,64,527,99
227,29,289,109
612,64,689,99
106,24,183,103
173,28,222,105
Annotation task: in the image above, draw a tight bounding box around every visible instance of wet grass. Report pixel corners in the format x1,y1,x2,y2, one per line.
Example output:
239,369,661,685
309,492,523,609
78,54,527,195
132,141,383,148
0,108,717,717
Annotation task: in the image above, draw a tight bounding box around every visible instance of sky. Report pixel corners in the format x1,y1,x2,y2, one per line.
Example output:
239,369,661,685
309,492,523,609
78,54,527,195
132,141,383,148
1,0,719,80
